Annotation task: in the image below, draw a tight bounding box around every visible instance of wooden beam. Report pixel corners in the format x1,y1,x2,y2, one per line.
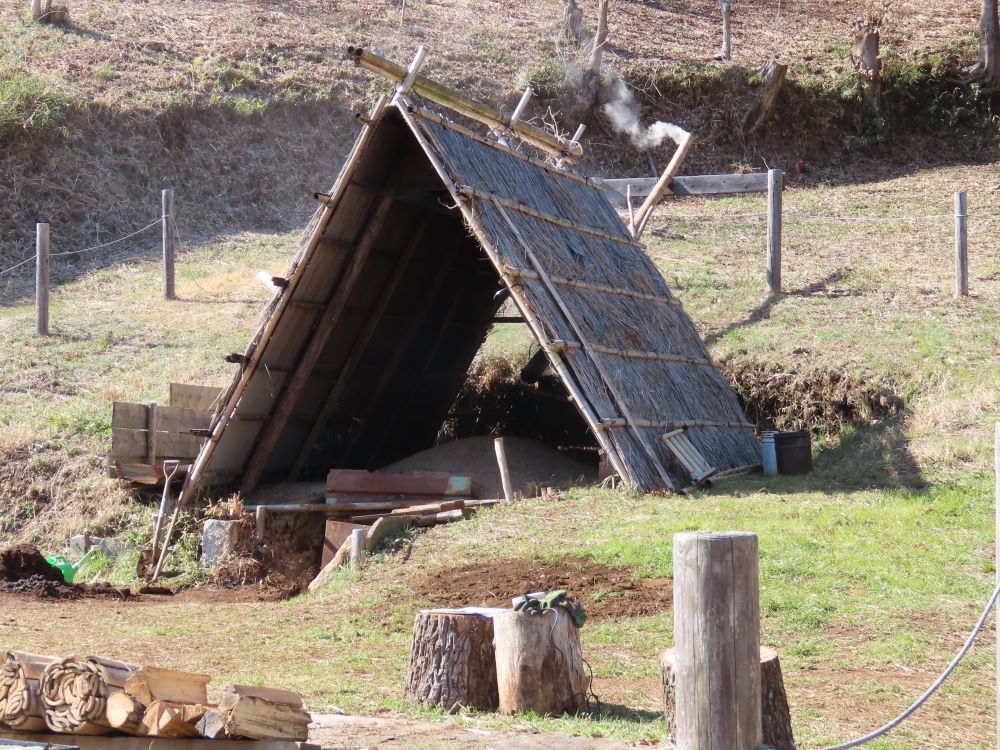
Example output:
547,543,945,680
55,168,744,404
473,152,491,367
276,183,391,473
348,46,581,158
601,172,770,200
287,219,430,480
239,192,397,494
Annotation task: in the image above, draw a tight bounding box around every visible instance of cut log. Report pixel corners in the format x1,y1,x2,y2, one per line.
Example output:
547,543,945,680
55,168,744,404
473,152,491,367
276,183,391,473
0,651,57,732
744,60,788,133
404,610,499,712
40,656,138,734
660,646,795,750
140,700,201,738
124,666,210,706
218,686,310,740
493,609,590,715
106,691,145,735
182,703,209,725
196,707,229,739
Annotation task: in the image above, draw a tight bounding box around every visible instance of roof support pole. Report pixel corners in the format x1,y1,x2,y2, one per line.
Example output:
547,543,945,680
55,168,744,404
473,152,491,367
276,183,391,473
238,191,397,495
287,219,430,480
632,130,694,238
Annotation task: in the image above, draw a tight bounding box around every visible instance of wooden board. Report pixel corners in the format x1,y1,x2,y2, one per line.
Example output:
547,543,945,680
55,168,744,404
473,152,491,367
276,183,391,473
322,520,369,568
10,736,319,750
326,469,471,497
601,172,770,199
169,383,224,411
111,430,205,460
112,403,213,433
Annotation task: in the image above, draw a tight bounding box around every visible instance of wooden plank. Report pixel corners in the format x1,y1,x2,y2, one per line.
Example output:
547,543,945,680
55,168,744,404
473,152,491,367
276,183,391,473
323,520,369,568
365,515,413,551
169,383,223,411
238,191,397,495
113,403,213,432
326,470,471,497
13,735,319,750
111,430,204,459
601,172,770,200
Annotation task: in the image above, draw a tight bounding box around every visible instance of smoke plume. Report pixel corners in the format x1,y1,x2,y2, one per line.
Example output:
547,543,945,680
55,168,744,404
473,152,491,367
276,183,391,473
602,79,688,150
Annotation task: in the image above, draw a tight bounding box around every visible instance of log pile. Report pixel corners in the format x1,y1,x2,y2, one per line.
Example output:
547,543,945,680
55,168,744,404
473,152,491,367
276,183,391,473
0,652,309,742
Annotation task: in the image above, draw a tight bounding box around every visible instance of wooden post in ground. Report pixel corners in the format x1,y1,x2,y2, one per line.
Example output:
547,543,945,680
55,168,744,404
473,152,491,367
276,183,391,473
30,0,41,20
995,421,999,750
955,191,968,297
35,223,49,336
720,0,732,60
767,169,782,293
255,505,267,539
162,188,176,300
350,528,366,571
494,437,514,502
673,531,761,750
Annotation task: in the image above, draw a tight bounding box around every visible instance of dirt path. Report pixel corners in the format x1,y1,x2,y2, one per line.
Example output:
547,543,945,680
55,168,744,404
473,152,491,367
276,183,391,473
309,714,661,749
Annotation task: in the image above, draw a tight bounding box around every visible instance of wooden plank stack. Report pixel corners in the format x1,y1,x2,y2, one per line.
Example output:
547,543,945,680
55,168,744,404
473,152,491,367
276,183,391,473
0,653,308,743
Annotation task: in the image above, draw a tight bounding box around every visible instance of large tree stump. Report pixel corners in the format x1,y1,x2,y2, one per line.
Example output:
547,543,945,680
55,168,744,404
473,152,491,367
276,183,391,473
661,646,795,750
404,610,499,712
493,609,589,716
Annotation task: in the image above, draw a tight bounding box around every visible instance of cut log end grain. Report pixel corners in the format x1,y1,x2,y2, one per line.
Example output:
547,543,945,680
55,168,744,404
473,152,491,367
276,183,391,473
404,610,499,712
105,690,144,734
660,646,796,750
139,700,201,738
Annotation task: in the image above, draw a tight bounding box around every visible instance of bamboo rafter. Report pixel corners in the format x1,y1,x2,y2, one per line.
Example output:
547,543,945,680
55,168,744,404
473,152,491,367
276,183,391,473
552,340,716,367
504,268,681,306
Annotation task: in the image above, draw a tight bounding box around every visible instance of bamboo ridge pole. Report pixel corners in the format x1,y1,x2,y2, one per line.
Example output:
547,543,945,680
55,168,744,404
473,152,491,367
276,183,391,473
346,46,582,158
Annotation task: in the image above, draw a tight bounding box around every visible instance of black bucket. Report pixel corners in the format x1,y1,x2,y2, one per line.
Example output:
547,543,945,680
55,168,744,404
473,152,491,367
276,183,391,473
775,430,812,475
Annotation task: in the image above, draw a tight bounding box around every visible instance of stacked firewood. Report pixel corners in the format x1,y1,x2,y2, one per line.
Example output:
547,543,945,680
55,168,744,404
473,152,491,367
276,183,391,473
0,651,309,741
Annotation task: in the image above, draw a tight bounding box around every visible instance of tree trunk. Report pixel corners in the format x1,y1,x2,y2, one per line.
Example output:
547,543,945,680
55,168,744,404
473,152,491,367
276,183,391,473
404,610,499,712
561,0,585,43
744,60,788,133
851,19,882,107
661,646,795,750
493,609,590,716
972,0,1000,89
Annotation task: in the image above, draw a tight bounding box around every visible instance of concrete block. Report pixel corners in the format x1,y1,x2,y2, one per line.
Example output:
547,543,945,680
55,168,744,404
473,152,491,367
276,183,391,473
202,520,246,567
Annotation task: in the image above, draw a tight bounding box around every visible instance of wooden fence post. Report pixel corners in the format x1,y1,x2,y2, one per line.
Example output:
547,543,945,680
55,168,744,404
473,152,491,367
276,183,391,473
720,0,732,60
767,169,782,293
955,191,968,297
995,421,999,750
673,531,761,750
494,437,514,502
162,188,176,300
30,0,41,21
35,223,49,336
350,528,366,571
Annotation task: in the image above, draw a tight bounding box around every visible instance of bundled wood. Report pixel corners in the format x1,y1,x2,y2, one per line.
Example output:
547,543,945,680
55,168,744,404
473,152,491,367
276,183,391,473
105,691,144,734
405,610,499,712
0,651,57,732
660,646,795,749
139,700,201,738
124,666,210,706
218,685,310,741
40,656,138,734
493,609,590,716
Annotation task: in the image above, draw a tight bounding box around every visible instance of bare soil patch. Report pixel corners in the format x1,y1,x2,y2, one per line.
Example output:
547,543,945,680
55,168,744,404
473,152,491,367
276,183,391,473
408,556,671,621
0,544,133,600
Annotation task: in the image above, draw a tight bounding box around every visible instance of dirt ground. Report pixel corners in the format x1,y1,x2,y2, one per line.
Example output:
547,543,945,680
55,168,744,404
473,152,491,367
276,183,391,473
408,556,672,621
0,545,134,601
385,435,597,499
308,713,660,749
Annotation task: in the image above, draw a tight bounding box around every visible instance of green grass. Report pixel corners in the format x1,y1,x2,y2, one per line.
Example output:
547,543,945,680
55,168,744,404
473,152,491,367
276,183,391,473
0,70,70,143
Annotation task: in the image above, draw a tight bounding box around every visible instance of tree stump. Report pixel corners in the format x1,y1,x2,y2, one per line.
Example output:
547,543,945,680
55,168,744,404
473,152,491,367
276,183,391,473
493,608,589,716
661,646,795,750
404,610,499,712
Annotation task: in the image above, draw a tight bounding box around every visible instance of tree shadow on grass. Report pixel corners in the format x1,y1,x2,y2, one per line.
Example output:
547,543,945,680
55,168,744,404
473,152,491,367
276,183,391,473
581,701,664,725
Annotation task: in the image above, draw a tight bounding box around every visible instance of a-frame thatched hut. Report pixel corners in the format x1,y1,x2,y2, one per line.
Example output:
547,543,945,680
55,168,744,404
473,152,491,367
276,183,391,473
177,87,760,504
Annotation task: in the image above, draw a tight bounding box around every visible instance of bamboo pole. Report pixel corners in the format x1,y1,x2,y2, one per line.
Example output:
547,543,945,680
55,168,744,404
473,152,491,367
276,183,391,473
633,132,694,237
35,223,49,336
347,46,581,158
721,0,732,60
955,191,968,297
509,86,533,127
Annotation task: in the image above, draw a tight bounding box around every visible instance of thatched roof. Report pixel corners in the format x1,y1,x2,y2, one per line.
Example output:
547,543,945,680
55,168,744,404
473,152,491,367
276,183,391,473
178,97,760,500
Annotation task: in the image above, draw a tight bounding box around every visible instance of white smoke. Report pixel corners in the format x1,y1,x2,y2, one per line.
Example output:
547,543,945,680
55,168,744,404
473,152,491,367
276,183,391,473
602,79,688,150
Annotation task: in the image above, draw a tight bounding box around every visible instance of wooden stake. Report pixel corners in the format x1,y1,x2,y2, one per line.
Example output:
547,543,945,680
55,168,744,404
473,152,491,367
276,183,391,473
955,191,968,297
30,0,41,21
995,421,999,750
673,531,761,749
35,223,49,336
767,169,782,293
494,437,514,502
350,528,366,571
255,505,267,539
721,0,732,60
162,189,176,301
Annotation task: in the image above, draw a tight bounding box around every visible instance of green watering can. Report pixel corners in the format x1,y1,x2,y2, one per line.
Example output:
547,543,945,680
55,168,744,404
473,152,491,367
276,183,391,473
46,547,99,584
